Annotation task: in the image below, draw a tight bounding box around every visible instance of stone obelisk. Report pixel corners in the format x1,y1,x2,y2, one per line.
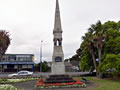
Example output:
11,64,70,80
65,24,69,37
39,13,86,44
51,0,65,75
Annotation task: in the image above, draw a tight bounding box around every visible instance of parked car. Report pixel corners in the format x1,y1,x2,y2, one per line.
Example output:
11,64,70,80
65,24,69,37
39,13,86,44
8,71,33,77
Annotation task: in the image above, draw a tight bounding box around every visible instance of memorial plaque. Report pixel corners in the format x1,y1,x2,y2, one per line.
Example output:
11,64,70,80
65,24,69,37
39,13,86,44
55,57,62,62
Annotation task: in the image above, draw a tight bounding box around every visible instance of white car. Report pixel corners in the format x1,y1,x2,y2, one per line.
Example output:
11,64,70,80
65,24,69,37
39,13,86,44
8,71,33,77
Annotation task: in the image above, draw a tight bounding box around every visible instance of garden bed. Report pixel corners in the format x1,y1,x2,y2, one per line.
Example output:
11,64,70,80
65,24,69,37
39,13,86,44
0,84,18,90
0,77,38,84
36,79,86,89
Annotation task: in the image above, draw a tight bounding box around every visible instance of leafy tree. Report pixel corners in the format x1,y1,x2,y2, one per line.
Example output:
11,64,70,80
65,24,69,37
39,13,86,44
103,21,117,30
81,32,98,74
80,21,106,77
66,20,120,78
80,48,94,71
0,30,10,61
99,54,120,76
104,36,120,54
42,61,51,72
68,54,80,61
35,61,51,72
80,21,120,77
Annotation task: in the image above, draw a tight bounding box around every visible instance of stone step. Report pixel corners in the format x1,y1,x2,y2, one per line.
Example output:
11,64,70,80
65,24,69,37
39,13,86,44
44,74,76,84
46,77,73,81
49,75,69,78
44,80,76,83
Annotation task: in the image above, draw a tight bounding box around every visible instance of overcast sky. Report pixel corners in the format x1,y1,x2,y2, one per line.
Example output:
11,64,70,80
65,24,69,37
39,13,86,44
0,0,120,63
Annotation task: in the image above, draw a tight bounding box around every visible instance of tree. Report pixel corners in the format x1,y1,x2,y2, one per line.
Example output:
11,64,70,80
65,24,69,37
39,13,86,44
42,61,51,72
79,21,105,77
79,21,120,77
99,54,120,76
66,20,120,78
81,32,98,75
104,29,120,54
89,21,106,77
0,30,10,61
80,48,94,72
35,61,51,72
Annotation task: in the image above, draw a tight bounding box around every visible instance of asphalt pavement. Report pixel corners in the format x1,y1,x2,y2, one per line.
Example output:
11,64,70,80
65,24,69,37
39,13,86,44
0,72,89,78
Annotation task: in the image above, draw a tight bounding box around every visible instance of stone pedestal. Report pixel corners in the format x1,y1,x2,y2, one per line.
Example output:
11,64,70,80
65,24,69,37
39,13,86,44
44,75,76,84
51,62,65,75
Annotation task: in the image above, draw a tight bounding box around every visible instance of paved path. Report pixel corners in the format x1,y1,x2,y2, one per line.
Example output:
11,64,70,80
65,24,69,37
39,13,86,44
12,80,37,90
12,80,98,90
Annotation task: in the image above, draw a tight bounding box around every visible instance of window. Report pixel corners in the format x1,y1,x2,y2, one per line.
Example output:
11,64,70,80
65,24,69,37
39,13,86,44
22,65,27,68
8,56,16,61
28,65,32,68
55,39,61,46
16,55,32,61
2,56,6,61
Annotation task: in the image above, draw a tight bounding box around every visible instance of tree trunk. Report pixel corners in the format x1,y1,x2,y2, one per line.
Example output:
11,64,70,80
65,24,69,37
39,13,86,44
91,53,98,77
89,49,98,76
98,48,103,78
98,48,102,63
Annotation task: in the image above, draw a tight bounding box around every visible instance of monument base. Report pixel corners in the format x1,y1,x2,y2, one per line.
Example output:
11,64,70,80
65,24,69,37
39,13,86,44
44,74,76,84
51,62,65,75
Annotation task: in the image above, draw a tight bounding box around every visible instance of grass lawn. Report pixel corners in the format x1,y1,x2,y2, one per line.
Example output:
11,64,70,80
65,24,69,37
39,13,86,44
75,77,120,90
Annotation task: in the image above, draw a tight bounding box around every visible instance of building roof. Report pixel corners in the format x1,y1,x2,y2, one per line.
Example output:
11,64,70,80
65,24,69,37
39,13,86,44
0,62,34,65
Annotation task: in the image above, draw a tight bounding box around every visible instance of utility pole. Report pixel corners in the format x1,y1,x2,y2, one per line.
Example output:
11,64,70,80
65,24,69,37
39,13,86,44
40,40,43,72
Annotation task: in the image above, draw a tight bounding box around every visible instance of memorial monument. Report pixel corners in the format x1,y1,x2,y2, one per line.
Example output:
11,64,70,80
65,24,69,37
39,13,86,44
51,0,65,75
44,0,75,84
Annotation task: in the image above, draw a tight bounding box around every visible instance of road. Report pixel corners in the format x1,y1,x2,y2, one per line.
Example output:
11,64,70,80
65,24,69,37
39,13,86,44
0,72,89,78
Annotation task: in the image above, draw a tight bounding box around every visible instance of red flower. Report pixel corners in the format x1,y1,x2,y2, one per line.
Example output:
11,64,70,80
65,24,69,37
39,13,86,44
36,79,44,86
75,80,83,85
36,78,83,87
66,82,74,85
54,83,62,86
45,83,54,86
36,82,43,86
38,79,43,82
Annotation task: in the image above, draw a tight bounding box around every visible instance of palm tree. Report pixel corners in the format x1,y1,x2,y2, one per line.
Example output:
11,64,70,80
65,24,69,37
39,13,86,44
89,21,106,78
82,32,98,76
0,30,11,61
93,21,104,63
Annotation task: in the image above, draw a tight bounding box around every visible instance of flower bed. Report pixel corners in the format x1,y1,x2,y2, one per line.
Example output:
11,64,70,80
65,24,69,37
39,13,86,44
0,84,18,90
0,78,38,84
36,79,86,89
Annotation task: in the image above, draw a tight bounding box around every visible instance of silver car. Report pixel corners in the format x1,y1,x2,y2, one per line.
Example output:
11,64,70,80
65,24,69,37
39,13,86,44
8,71,33,77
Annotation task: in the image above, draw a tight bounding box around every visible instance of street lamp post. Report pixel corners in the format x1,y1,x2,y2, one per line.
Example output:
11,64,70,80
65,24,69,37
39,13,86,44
40,40,43,72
